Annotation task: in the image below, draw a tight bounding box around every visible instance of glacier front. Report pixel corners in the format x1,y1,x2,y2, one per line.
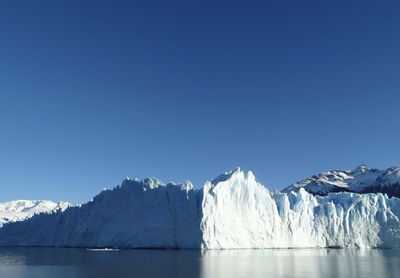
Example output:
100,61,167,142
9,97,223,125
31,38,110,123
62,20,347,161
0,168,399,249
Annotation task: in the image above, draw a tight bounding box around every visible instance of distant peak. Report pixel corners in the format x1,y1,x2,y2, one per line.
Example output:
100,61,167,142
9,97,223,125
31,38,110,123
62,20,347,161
355,164,368,171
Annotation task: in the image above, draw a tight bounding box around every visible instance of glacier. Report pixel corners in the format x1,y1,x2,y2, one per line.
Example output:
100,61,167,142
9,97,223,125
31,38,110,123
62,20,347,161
0,168,399,249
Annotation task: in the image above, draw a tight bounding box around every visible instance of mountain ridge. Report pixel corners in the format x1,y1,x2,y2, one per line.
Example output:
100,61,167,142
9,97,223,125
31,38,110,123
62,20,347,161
283,165,400,198
0,200,70,227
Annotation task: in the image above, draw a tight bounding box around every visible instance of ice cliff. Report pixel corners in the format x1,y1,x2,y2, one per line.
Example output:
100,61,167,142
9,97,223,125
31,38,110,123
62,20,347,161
201,169,400,248
0,178,201,249
0,168,399,249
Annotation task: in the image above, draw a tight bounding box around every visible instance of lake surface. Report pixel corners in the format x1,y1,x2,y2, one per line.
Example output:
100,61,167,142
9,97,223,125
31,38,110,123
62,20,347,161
0,247,399,278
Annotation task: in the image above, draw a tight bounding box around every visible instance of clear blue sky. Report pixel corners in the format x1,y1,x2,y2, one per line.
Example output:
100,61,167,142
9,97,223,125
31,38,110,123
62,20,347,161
0,0,399,204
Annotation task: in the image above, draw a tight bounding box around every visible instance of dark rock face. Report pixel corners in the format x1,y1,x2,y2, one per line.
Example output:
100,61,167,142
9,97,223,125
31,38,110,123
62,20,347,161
359,184,400,198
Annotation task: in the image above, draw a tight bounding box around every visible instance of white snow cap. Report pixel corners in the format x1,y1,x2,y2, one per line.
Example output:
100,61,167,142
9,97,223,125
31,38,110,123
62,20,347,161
283,165,400,197
0,200,70,227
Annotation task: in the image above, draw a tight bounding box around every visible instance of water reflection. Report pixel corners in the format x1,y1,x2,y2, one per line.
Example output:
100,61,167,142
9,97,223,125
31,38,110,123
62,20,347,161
0,247,398,278
200,249,400,278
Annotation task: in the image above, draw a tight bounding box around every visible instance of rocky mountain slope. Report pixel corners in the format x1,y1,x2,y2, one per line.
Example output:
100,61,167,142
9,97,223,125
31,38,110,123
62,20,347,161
283,165,400,198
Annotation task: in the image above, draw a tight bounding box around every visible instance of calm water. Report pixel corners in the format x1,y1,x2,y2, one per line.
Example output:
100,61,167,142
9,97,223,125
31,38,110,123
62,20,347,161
0,247,399,278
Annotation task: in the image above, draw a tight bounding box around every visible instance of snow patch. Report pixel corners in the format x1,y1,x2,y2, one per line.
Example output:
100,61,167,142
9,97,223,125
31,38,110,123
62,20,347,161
0,200,70,227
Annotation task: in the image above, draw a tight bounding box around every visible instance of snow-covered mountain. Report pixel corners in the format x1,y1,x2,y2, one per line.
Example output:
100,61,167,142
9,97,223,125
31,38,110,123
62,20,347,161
0,168,399,249
283,165,400,197
0,200,70,227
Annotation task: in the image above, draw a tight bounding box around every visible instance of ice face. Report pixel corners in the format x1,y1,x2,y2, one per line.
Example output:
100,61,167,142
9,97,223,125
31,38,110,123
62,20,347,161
201,170,400,249
0,169,399,249
0,178,202,249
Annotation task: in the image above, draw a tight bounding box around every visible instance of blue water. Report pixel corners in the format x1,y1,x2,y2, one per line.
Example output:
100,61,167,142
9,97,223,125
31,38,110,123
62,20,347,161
0,247,399,278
